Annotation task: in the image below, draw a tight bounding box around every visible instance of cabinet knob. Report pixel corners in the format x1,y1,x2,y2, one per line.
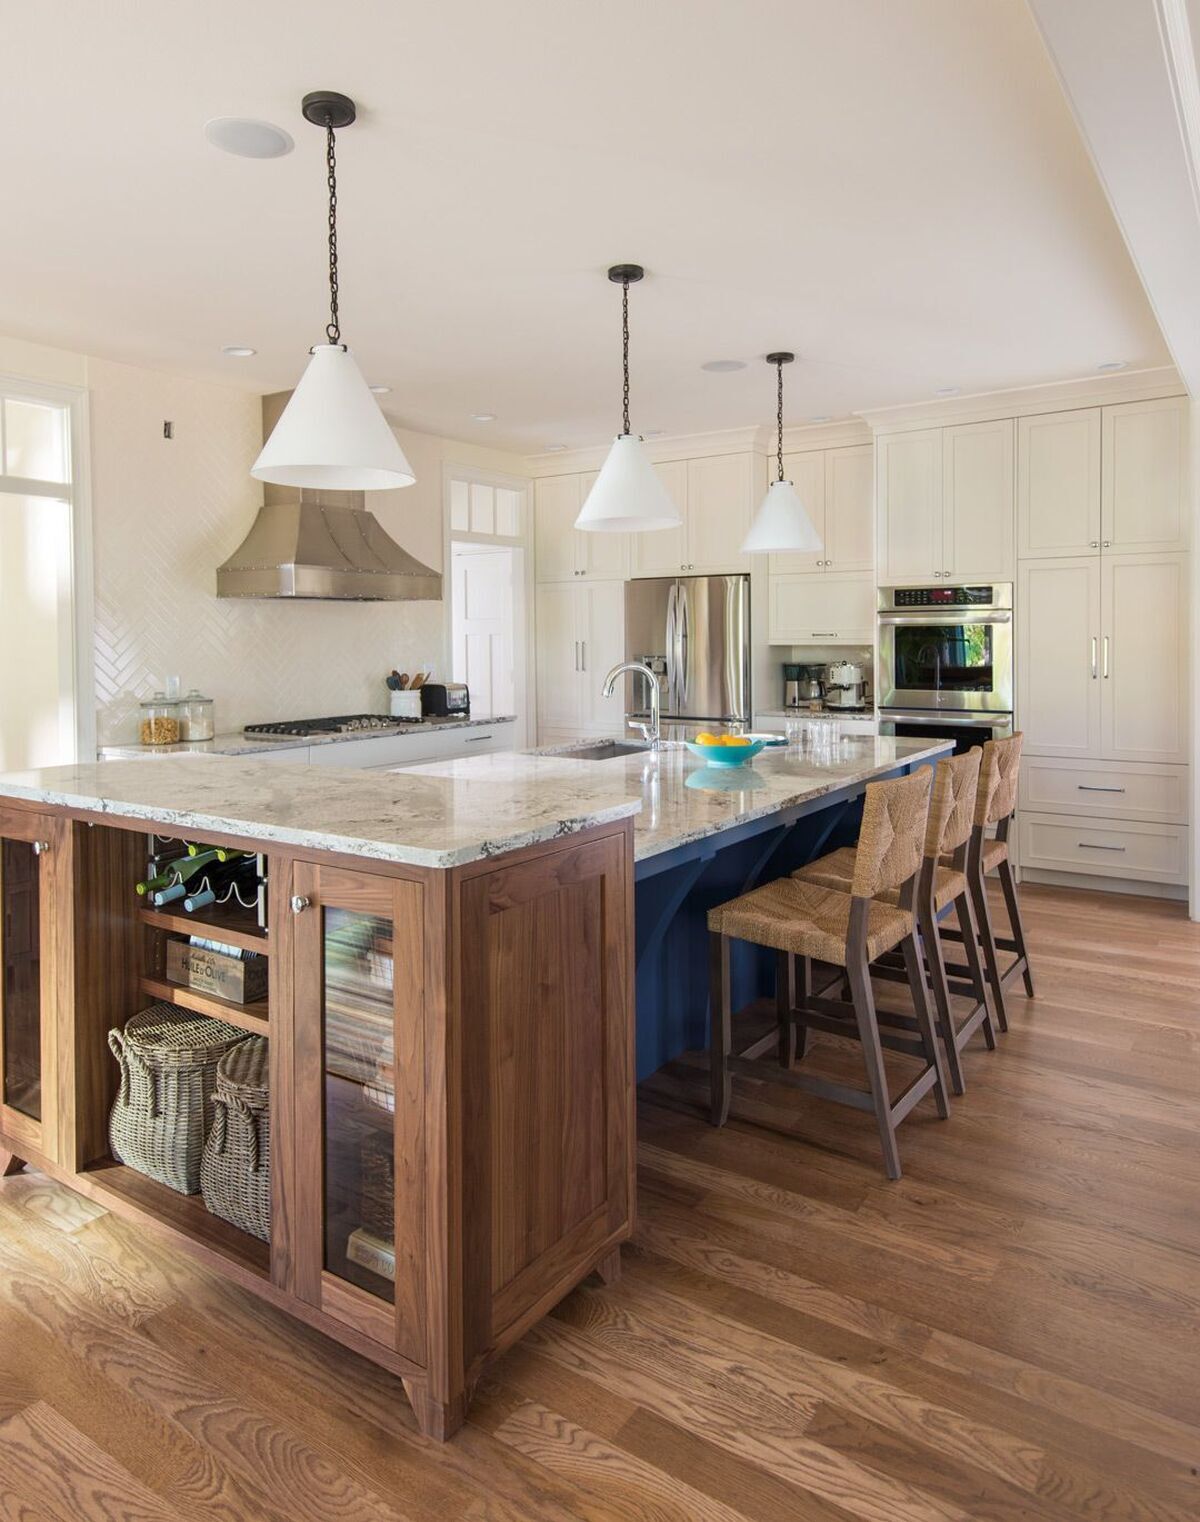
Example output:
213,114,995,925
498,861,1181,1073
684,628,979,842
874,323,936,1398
290,894,311,915
1102,540,1111,548
1090,540,1098,548
32,840,50,856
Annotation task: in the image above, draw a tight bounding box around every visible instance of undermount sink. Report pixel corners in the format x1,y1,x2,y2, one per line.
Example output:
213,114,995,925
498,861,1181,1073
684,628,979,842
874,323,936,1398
555,740,654,761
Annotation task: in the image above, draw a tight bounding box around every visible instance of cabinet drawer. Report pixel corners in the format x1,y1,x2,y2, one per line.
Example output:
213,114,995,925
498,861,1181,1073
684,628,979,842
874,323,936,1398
1017,812,1188,884
768,573,874,643
1019,757,1188,824
306,733,441,769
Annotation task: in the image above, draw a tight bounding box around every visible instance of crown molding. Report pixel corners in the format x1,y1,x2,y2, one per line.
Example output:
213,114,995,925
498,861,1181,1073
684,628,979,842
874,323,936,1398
856,366,1185,433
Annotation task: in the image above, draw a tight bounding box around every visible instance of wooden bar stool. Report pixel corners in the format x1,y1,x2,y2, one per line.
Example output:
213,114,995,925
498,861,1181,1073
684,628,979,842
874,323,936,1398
794,749,996,1095
941,732,1034,1033
707,768,949,1180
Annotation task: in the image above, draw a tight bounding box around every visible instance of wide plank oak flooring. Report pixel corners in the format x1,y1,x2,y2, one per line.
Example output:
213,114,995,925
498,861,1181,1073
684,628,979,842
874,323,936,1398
2,883,1199,1521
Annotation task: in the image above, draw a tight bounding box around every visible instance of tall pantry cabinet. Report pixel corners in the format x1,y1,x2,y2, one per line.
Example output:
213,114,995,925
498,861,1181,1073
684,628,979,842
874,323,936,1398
1015,396,1190,889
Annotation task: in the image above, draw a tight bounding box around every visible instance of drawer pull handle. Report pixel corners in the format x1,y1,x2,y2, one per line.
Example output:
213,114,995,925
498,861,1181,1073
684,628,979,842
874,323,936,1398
465,735,492,743
811,631,839,638
1077,784,1126,793
1077,842,1126,852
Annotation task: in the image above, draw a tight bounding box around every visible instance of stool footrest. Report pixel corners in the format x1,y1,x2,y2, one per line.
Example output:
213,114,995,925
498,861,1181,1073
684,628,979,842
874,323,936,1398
889,1065,939,1125
726,1055,875,1112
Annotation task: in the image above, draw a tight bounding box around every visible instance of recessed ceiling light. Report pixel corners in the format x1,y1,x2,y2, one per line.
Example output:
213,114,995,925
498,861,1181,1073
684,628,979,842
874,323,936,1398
1097,361,1127,372
935,386,960,397
806,414,832,423
204,117,294,159
471,412,497,422
544,444,568,453
221,345,257,358
701,359,747,373
368,384,391,394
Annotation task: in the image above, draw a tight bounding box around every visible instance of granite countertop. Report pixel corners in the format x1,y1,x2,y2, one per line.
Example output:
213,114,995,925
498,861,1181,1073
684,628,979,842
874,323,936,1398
98,712,517,759
0,737,949,871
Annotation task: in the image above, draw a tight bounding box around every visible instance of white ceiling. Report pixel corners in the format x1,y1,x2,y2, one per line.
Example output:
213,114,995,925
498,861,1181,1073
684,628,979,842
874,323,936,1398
3,0,1170,452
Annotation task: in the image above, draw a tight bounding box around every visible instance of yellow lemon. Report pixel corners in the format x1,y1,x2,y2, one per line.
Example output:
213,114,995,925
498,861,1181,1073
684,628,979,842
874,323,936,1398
695,731,718,745
724,735,752,747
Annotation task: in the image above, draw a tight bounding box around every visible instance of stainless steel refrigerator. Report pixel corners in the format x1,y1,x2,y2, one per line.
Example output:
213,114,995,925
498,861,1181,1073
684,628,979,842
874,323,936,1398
624,574,751,728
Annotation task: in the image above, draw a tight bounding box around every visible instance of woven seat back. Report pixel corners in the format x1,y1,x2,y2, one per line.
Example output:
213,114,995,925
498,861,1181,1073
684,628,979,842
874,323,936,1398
928,748,983,858
974,732,1023,827
850,768,932,900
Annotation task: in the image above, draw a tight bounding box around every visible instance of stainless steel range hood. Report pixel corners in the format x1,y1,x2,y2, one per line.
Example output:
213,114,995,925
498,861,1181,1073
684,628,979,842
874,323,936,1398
217,393,442,601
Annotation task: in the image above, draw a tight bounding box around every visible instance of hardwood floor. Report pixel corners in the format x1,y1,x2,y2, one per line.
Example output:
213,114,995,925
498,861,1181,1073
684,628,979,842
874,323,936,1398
3,882,1199,1521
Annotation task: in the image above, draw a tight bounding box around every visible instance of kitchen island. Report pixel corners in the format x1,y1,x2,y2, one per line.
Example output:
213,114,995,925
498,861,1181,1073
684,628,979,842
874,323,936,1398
0,735,945,1439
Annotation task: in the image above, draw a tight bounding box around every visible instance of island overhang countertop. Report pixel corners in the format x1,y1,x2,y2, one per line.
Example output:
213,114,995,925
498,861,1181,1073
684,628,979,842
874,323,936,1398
0,736,951,869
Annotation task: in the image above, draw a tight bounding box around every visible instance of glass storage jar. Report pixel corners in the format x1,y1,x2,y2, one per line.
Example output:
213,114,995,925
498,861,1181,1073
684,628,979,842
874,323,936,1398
179,689,215,741
139,693,181,747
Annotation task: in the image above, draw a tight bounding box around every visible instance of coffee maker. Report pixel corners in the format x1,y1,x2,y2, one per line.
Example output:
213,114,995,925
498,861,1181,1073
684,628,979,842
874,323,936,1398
825,660,868,709
783,662,825,707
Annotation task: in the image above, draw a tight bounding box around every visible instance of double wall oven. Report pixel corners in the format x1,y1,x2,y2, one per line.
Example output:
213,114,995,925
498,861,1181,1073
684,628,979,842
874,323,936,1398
877,584,1013,754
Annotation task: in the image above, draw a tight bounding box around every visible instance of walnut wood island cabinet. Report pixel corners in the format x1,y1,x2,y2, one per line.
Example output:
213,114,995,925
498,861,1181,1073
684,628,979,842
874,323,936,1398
0,763,637,1441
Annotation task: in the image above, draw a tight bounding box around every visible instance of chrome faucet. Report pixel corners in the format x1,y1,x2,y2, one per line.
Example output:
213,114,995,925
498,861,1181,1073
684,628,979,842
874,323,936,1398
603,660,662,749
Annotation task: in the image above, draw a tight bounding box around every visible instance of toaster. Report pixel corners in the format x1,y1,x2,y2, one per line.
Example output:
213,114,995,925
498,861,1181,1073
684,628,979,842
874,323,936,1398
420,682,469,718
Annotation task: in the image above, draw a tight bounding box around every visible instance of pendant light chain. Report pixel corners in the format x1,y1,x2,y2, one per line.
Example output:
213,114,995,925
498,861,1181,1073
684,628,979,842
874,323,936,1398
777,358,786,481
325,118,341,345
621,277,631,436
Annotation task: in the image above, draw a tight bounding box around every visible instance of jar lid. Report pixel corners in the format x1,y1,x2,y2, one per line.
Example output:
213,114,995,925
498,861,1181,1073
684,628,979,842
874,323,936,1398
140,692,175,707
184,689,212,701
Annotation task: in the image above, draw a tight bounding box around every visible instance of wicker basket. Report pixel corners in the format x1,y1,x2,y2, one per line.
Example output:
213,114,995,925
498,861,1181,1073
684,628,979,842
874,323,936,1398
359,1124,394,1240
201,1036,270,1240
108,1004,247,1195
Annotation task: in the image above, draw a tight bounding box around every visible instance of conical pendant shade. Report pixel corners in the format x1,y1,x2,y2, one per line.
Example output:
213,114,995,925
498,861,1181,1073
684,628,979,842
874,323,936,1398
576,433,683,533
252,344,416,491
741,478,822,553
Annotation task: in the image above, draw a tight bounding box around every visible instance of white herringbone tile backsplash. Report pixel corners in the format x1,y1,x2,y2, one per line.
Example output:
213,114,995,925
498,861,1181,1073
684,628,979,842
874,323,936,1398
89,359,445,745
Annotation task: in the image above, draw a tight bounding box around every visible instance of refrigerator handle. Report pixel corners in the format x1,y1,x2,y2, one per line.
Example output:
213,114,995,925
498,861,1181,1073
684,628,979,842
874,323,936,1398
665,581,679,712
678,582,690,708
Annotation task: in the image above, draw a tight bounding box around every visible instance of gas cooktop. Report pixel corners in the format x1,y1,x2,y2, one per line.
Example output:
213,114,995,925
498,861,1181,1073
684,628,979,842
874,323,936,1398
243,713,401,738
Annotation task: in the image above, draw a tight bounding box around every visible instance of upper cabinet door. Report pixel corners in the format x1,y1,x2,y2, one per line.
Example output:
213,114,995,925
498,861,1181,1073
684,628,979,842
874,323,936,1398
877,429,942,583
1102,397,1187,553
942,419,1014,582
534,475,582,582
577,471,629,580
631,461,688,578
1100,552,1188,763
824,444,875,572
685,453,754,573
1016,558,1102,759
1017,409,1101,558
768,450,826,575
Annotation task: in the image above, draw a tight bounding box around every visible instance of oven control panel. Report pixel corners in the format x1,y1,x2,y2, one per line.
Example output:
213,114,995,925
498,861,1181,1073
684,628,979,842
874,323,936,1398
891,585,994,607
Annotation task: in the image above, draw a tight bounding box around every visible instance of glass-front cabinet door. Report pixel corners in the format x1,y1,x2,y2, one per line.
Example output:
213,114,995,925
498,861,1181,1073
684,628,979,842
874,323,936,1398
0,807,65,1164
289,861,426,1366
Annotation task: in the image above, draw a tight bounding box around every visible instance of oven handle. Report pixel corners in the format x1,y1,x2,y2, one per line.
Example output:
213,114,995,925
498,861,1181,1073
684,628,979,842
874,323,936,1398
877,610,1012,626
879,709,1013,727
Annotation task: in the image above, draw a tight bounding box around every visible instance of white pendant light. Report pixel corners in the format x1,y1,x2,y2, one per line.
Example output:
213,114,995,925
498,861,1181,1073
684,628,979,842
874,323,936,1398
576,265,682,534
741,352,822,554
252,92,415,492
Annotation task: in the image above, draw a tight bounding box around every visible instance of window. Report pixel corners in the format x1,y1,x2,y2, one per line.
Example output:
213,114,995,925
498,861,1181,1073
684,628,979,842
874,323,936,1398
0,385,84,770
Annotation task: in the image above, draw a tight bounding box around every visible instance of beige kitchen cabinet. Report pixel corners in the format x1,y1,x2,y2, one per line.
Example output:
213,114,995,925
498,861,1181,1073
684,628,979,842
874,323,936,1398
942,419,1014,581
878,421,1014,583
535,579,626,738
630,461,688,577
1017,408,1102,558
1019,756,1188,826
1102,397,1187,553
877,429,942,584
1017,552,1186,765
534,474,628,583
630,453,757,578
1017,558,1102,759
1099,552,1188,764
1016,813,1188,886
1017,398,1186,560
768,572,874,644
769,444,873,576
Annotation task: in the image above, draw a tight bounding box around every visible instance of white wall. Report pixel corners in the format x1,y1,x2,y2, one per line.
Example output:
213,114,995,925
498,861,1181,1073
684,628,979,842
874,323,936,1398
0,336,531,745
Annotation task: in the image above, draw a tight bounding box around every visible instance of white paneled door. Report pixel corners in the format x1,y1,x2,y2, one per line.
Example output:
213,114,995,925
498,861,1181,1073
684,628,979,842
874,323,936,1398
451,545,517,718
1100,552,1188,763
1017,557,1101,758
1017,408,1102,558
942,418,1014,581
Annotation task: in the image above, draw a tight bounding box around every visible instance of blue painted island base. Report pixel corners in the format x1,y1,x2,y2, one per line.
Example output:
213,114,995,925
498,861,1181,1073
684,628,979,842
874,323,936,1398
633,765,925,1081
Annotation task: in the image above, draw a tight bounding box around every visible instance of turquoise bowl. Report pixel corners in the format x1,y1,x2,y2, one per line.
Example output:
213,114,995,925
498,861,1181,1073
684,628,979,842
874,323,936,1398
684,738,766,767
